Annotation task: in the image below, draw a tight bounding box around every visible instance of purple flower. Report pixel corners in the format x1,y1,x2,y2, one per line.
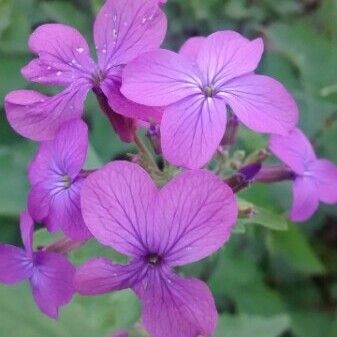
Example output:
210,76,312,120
5,0,166,142
75,161,238,337
121,31,299,169
269,128,337,221
0,211,75,318
28,119,91,240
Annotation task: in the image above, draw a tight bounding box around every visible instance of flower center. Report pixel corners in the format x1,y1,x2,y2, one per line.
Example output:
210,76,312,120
147,253,162,266
203,85,214,98
92,69,105,86
61,175,72,189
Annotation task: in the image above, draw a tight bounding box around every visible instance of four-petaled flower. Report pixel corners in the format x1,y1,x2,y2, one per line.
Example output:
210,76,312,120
0,211,75,318
269,128,337,221
5,0,166,143
75,161,238,337
28,119,91,240
121,31,299,169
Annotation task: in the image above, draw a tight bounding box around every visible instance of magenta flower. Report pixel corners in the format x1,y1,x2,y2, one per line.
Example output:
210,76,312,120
269,128,337,221
75,161,238,337
121,31,299,169
5,0,166,142
28,119,91,240
0,211,75,318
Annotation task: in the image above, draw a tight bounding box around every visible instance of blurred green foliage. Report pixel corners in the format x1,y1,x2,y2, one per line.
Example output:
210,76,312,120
0,0,337,336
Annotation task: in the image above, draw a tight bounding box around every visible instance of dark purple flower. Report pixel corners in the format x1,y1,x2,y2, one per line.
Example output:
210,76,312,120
0,211,75,318
75,161,238,337
269,128,337,221
28,119,91,240
5,0,166,142
121,31,299,169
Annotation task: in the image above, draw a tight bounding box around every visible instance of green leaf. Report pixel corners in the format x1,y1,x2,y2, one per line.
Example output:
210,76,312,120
238,199,288,231
33,229,63,250
215,314,290,337
267,222,325,275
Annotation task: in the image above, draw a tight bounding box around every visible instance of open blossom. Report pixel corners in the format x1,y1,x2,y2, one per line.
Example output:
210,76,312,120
269,128,337,221
0,211,75,318
28,119,91,240
75,161,238,337
5,0,166,142
121,31,299,169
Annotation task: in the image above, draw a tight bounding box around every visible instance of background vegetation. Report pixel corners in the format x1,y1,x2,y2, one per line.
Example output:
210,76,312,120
0,0,337,336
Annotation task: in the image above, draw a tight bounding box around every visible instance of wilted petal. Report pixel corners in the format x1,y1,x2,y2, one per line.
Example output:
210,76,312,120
81,161,157,257
161,95,227,169
309,159,337,204
121,49,202,106
20,210,34,256
22,23,96,85
197,31,263,86
75,258,143,295
269,128,316,175
134,269,217,337
179,36,206,62
94,0,167,70
100,79,163,122
154,170,237,265
5,83,91,141
0,245,33,284
222,74,298,136
30,251,75,319
290,176,319,222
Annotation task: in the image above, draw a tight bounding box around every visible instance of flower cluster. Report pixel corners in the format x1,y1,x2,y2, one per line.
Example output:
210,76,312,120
1,0,337,337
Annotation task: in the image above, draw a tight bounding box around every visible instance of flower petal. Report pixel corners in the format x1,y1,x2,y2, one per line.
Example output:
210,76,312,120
161,95,227,169
290,176,319,222
134,269,217,337
121,49,202,106
81,161,157,257
179,36,206,62
45,177,91,240
197,31,263,86
100,79,163,122
269,128,316,175
309,159,337,204
28,119,88,184
155,170,237,266
22,23,96,85
30,251,75,319
75,258,142,295
5,83,91,141
222,74,299,136
20,210,34,256
0,245,33,284
94,0,167,70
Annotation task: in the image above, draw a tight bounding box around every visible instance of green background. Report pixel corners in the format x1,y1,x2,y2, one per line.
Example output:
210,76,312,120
0,0,337,336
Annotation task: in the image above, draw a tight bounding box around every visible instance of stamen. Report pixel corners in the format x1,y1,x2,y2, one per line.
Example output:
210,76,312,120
147,253,161,266
203,85,215,98
61,175,72,189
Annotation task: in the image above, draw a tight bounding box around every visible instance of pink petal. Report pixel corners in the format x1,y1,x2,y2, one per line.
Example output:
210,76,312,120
20,210,34,256
75,258,142,295
44,177,91,240
5,83,91,141
222,74,299,136
0,245,33,284
22,23,96,85
269,128,316,175
81,161,157,257
197,31,263,86
94,0,167,70
134,269,217,337
30,251,75,319
161,95,227,169
121,49,202,106
179,36,206,62
309,159,337,204
290,176,319,222
157,170,237,266
100,79,163,122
